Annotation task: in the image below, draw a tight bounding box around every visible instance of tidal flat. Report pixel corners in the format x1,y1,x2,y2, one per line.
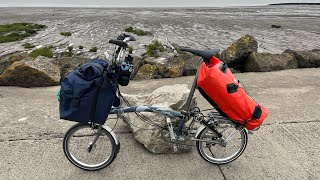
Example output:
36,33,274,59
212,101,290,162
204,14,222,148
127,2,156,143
0,5,319,56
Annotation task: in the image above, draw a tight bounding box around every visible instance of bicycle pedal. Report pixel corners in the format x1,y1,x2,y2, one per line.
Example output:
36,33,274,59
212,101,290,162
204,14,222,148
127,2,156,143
172,144,179,152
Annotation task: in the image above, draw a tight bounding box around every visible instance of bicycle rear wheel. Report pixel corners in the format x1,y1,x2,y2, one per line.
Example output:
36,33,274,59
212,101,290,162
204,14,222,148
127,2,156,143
196,122,248,165
63,123,118,171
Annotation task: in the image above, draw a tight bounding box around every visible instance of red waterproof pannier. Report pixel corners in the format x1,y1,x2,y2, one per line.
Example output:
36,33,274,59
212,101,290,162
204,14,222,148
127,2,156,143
197,56,268,130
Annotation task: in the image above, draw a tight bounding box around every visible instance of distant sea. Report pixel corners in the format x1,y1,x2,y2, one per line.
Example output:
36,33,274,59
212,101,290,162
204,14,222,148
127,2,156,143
1,0,320,7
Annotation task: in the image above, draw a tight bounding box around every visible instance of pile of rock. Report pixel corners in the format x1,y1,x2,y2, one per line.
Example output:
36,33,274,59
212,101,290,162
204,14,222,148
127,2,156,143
0,34,319,87
219,35,320,72
0,54,90,87
0,45,201,87
132,50,200,80
0,56,60,87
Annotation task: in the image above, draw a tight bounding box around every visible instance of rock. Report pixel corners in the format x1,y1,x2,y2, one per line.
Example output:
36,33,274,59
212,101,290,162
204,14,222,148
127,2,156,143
220,35,258,69
132,49,209,80
166,58,185,78
134,64,158,80
0,53,30,75
144,57,168,78
229,68,241,73
284,49,320,68
156,63,168,77
52,57,90,81
0,56,60,87
177,52,201,76
244,52,298,72
147,56,185,78
122,84,196,154
76,51,83,55
174,45,203,76
130,56,143,79
271,25,281,28
90,55,98,59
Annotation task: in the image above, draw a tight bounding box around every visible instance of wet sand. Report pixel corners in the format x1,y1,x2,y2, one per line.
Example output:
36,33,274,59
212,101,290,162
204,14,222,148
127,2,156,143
0,5,320,56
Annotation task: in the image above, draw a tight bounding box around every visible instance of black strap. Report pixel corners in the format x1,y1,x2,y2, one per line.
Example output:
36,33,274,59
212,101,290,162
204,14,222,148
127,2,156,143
226,83,238,94
219,63,228,73
252,105,262,119
89,77,105,121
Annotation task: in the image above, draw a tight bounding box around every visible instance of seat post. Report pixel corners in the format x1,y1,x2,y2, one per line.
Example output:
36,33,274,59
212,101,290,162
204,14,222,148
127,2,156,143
184,58,201,112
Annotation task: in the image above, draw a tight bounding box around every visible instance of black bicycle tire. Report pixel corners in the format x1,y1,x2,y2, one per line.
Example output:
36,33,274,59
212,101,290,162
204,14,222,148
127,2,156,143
63,123,118,171
196,126,248,165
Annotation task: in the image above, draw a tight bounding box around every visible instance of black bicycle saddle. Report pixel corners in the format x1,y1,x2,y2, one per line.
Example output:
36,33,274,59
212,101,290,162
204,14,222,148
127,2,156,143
180,48,220,63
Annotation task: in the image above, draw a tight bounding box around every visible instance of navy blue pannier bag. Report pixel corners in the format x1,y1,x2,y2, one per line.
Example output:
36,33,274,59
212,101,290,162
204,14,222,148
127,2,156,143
59,59,118,124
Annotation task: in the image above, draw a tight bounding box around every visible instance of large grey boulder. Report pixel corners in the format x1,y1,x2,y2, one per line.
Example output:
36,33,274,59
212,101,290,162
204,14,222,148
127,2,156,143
220,35,258,69
284,49,320,68
122,84,196,154
244,52,298,72
0,56,60,87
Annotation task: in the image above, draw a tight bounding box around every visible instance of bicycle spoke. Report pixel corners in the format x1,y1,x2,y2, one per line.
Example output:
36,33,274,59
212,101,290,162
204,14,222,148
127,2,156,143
196,124,247,164
225,129,238,141
63,124,117,171
208,144,215,158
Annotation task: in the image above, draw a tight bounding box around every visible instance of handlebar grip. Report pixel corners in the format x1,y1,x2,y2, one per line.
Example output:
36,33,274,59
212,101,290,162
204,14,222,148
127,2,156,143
109,39,128,48
117,33,136,41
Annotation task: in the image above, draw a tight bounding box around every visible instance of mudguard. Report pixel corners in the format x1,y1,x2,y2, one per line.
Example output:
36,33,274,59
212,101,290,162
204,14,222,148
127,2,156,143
103,125,120,146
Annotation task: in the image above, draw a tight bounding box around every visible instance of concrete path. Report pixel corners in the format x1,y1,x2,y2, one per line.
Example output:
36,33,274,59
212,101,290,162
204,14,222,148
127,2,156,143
0,68,319,180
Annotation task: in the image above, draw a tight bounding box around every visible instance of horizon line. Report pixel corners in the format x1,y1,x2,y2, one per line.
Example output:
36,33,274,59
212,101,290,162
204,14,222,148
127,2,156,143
1,4,320,8
1,2,319,8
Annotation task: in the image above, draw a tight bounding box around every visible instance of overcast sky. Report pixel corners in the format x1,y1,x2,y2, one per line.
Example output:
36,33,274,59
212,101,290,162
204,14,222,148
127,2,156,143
0,0,319,7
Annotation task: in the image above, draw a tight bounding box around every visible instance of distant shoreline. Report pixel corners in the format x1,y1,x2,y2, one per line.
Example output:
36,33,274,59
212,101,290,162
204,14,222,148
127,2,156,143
0,4,320,8
0,5,268,9
269,3,320,6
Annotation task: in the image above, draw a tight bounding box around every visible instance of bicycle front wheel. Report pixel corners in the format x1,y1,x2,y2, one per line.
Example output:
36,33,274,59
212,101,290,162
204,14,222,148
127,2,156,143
196,123,248,165
63,123,118,171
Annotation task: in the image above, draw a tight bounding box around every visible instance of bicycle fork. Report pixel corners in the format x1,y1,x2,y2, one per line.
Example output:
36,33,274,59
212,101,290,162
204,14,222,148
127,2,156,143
87,124,102,153
166,117,178,152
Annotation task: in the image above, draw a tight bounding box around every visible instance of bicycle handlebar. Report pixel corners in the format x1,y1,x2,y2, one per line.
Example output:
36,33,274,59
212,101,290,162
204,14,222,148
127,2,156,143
109,39,128,48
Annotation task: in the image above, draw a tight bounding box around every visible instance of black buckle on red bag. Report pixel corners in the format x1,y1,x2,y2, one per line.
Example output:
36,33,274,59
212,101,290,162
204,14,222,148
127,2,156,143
252,105,262,119
226,83,238,94
219,63,228,73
